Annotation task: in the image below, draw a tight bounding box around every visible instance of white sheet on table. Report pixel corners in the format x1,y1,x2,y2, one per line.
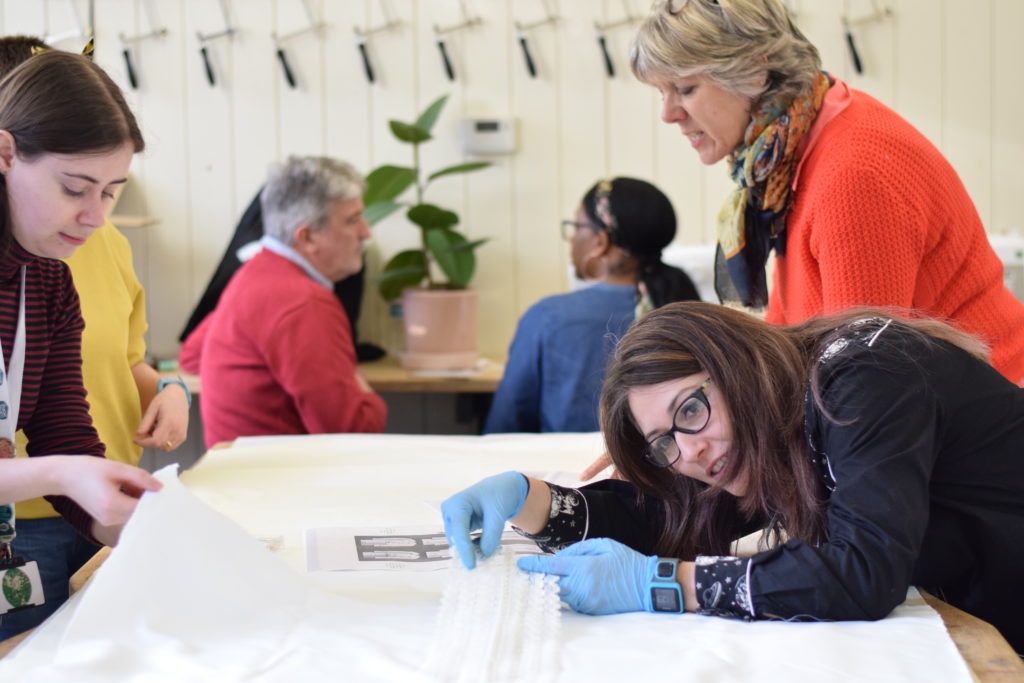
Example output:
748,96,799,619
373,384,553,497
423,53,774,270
0,467,434,682
0,435,975,682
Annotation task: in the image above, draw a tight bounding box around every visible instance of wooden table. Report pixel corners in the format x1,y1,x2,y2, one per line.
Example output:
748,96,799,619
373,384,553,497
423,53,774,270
161,357,504,435
160,355,504,395
920,590,1024,681
357,355,503,393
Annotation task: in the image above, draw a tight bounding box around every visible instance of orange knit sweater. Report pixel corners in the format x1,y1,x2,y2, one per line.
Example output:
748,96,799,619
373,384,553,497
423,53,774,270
767,88,1024,383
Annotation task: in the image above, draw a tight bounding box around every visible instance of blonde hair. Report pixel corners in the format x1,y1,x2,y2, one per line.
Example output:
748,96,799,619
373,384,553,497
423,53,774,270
630,0,821,109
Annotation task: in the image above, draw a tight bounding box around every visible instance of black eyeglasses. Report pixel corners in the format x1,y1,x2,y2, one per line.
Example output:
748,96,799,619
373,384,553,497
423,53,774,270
560,219,596,241
642,379,712,468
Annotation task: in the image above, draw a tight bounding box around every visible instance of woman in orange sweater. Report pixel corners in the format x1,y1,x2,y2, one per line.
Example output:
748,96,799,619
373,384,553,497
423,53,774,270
629,0,1024,385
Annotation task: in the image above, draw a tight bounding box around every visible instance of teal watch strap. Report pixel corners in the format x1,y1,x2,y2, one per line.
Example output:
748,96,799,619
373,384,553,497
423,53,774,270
157,376,192,407
648,557,684,613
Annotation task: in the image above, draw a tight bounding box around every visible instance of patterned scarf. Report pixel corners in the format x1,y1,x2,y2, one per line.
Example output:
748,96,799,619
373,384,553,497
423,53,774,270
715,72,832,308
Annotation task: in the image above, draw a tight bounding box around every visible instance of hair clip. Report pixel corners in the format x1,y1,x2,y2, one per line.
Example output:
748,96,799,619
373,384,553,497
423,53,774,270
81,38,94,60
594,179,619,240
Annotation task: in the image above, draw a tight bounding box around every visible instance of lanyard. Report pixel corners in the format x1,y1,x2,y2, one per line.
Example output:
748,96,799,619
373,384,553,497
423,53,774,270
0,266,28,564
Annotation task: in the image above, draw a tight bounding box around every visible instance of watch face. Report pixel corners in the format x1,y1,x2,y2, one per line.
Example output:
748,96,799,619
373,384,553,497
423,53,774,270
652,586,681,612
656,561,676,579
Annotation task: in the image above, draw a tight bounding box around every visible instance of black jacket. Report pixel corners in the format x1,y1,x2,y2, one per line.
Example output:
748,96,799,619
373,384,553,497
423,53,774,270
557,322,1024,650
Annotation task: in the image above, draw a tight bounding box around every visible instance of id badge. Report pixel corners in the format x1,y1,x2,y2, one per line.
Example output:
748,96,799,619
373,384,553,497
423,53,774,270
0,560,45,615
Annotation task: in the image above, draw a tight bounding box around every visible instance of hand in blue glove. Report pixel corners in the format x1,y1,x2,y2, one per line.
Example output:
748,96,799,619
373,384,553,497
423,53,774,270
517,538,657,615
441,472,529,570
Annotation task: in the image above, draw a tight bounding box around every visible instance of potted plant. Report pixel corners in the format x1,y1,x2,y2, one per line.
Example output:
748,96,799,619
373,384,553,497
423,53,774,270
362,95,492,369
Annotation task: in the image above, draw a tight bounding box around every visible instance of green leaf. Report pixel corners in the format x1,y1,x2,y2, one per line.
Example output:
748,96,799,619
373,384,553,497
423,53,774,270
426,161,492,183
363,200,403,226
378,250,427,301
415,95,449,134
426,229,476,287
407,203,459,231
449,237,490,252
389,120,432,144
363,165,416,205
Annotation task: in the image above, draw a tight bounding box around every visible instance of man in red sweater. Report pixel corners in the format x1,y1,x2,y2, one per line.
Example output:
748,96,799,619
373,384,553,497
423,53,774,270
181,156,386,446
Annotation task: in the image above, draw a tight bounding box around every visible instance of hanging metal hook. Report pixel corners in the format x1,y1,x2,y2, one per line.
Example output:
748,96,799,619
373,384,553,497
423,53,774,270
841,0,893,75
353,1,403,85
196,0,236,87
433,0,484,82
593,0,641,78
272,0,326,89
513,0,558,78
43,0,91,47
118,0,168,90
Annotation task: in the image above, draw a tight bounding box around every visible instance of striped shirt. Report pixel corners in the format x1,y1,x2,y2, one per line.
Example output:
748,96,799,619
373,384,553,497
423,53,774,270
2,240,104,539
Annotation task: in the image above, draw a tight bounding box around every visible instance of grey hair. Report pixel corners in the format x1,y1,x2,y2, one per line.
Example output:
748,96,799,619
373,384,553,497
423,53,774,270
260,155,366,245
630,0,821,110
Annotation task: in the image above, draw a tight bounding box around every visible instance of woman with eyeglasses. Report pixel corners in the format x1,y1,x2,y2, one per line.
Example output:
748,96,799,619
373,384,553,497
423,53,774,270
484,177,699,434
629,0,1024,385
444,302,1024,652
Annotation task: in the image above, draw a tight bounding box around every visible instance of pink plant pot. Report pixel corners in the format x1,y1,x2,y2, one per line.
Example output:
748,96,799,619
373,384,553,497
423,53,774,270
399,288,479,369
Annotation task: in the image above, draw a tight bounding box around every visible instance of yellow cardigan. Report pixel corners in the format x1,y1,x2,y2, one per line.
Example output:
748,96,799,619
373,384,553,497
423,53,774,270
16,222,147,518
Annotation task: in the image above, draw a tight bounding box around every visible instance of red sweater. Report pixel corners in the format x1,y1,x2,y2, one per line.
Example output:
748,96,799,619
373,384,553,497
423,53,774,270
192,249,386,446
768,86,1024,383
1,241,104,539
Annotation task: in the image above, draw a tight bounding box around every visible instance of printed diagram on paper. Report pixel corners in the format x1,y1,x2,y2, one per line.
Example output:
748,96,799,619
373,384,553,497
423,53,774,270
305,525,544,572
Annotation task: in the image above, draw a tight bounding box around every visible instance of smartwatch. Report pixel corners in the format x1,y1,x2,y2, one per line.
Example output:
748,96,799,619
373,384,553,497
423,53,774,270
157,376,192,407
648,557,684,613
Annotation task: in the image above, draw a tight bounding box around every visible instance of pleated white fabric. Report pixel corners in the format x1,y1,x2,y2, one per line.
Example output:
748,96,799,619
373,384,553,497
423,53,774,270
421,548,561,683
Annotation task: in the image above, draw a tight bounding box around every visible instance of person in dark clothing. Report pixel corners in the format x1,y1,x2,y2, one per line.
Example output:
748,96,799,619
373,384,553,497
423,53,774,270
443,302,1024,652
179,188,383,362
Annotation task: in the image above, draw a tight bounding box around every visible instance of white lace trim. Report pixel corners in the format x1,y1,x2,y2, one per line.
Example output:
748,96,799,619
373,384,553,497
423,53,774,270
420,547,561,682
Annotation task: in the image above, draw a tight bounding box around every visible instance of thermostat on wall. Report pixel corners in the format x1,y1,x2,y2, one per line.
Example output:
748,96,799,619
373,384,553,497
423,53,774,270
460,117,517,155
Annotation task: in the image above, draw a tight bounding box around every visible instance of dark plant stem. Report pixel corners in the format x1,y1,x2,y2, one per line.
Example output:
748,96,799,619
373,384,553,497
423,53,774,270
412,140,435,287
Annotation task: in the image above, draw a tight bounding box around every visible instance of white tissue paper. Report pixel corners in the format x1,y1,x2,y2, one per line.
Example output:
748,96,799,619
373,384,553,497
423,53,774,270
0,466,433,682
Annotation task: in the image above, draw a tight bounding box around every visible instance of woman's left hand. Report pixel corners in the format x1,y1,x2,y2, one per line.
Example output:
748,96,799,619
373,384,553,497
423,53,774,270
133,383,190,451
517,537,656,615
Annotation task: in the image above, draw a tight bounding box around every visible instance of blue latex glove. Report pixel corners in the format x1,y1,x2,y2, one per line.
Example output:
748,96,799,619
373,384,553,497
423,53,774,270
517,538,658,615
442,471,529,569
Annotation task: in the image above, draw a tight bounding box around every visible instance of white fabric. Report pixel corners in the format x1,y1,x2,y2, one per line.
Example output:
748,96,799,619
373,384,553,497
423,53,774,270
0,433,973,681
422,549,560,683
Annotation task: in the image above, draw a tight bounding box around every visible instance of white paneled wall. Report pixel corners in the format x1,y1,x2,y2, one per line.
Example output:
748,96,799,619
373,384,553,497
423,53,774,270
1,0,1021,360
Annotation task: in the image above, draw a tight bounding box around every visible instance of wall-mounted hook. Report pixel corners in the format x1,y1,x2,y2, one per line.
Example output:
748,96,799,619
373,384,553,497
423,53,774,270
196,0,236,87
513,0,558,79
433,1,483,82
43,0,90,49
353,2,402,85
118,1,168,90
272,0,326,89
593,1,641,79
841,0,893,75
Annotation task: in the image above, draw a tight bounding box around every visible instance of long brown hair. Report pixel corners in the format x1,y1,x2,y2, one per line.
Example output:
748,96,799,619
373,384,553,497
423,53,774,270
599,302,989,559
0,50,144,255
